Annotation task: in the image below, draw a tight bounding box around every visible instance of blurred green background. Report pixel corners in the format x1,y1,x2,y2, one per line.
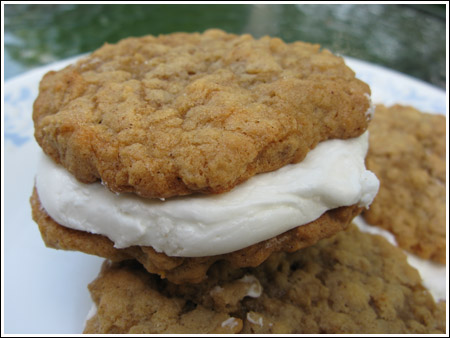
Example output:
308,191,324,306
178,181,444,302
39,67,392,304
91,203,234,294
4,4,446,88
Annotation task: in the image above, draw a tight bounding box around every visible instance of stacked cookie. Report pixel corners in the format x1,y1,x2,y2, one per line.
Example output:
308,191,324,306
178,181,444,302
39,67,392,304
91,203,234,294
363,105,446,265
31,30,445,333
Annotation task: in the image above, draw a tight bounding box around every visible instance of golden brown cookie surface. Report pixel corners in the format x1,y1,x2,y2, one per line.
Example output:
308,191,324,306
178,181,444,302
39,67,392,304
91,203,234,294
33,29,370,198
363,105,446,264
84,225,446,334
31,187,360,284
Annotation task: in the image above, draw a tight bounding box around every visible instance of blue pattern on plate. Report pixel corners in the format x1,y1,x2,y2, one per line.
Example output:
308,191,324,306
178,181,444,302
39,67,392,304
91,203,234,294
5,81,36,146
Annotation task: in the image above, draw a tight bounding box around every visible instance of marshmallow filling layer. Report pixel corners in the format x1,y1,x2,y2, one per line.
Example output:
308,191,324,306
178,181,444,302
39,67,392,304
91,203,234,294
35,131,379,257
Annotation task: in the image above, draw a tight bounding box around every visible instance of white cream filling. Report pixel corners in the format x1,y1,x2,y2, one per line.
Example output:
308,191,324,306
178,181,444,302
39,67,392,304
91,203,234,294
35,131,379,257
221,317,239,329
240,275,263,298
246,312,264,327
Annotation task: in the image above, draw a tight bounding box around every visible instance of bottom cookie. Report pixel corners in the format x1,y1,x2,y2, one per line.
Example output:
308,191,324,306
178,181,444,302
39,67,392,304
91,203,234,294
31,187,361,284
84,225,445,334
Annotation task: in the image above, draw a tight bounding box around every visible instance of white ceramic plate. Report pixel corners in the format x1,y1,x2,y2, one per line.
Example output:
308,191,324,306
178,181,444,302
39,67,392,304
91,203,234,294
3,56,447,334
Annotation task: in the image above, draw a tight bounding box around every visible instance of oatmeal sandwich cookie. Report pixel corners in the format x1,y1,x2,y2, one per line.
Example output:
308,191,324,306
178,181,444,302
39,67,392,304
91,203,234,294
31,30,379,283
83,225,446,334
363,105,446,264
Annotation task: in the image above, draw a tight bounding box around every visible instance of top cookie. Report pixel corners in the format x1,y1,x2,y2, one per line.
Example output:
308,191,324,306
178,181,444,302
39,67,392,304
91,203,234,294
33,29,370,198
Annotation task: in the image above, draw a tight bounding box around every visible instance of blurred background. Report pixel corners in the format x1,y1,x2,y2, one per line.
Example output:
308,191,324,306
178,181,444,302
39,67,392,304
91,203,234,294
4,3,446,88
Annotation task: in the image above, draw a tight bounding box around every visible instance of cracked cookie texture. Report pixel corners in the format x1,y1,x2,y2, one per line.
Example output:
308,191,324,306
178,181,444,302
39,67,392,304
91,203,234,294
84,225,445,334
363,105,446,264
33,29,370,198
